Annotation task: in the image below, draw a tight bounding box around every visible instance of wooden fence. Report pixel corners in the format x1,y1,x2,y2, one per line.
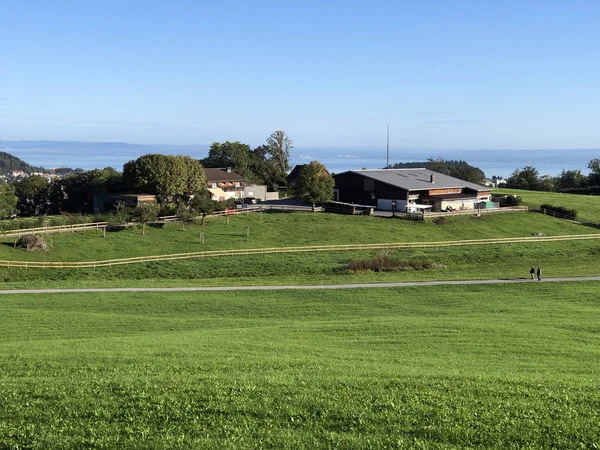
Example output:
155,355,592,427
2,233,599,269
0,222,108,239
424,206,528,218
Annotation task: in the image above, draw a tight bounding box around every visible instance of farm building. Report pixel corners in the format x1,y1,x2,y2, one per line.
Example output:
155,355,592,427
334,168,491,212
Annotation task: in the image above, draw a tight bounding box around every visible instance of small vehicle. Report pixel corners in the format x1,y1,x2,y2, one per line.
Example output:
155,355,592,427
244,197,257,204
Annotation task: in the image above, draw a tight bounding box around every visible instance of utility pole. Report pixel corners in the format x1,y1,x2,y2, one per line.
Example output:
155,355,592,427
386,123,390,169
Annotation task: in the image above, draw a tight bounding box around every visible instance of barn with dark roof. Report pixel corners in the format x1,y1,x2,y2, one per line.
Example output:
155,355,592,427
334,168,491,212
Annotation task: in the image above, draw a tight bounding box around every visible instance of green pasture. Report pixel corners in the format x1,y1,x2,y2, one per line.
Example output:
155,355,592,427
494,188,600,223
1,283,598,449
0,211,599,288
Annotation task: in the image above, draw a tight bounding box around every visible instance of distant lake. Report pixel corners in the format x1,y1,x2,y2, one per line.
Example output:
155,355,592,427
0,140,597,179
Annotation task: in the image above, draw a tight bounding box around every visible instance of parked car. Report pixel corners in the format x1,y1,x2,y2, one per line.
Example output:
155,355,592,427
244,197,257,204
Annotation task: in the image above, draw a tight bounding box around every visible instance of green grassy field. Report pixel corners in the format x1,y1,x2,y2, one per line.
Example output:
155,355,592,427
0,211,599,288
494,188,600,223
1,283,598,449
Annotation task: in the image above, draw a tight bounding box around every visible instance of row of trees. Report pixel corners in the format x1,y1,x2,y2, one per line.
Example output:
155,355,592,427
388,158,485,184
0,130,307,219
506,159,600,193
200,130,293,190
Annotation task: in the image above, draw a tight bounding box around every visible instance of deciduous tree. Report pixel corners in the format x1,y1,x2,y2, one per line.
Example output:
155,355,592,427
132,202,159,235
0,184,18,219
123,154,205,203
266,130,293,176
289,161,334,210
14,175,51,216
190,189,215,225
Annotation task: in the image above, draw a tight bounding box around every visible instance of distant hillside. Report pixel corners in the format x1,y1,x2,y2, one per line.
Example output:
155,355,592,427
0,151,46,173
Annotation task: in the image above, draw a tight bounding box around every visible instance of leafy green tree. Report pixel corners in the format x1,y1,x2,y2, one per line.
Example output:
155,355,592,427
555,169,586,191
507,166,540,190
176,202,196,230
178,156,206,199
538,174,555,192
587,159,600,186
132,203,159,235
266,130,293,176
0,184,18,219
249,144,282,190
123,154,205,203
51,167,125,213
200,141,252,177
426,158,485,184
14,175,51,216
191,189,216,225
289,161,334,210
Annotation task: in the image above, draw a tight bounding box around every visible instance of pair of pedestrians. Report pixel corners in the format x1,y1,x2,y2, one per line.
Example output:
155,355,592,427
530,266,542,281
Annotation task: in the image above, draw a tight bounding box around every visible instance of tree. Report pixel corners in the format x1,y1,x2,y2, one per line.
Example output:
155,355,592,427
587,159,600,187
289,161,334,210
266,130,293,175
200,141,252,178
249,144,281,190
178,156,206,199
52,167,125,213
123,154,205,203
131,203,159,235
538,174,555,192
555,169,586,191
506,166,540,190
190,189,215,225
0,184,18,219
176,202,195,230
425,158,485,184
14,175,51,216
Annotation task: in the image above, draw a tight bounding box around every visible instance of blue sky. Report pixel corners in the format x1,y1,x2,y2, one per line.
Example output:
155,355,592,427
1,0,599,150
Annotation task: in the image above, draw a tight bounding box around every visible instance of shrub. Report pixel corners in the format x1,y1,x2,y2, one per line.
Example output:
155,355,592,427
347,251,444,273
501,195,522,206
540,204,577,219
432,217,448,225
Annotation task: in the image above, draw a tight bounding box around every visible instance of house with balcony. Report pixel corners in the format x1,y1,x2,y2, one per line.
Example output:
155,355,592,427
205,167,245,201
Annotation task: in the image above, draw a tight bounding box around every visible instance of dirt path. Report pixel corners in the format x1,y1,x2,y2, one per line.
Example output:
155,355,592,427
1,277,599,295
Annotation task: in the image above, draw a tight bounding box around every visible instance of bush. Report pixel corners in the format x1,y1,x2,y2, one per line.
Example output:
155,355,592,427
540,204,577,219
348,251,444,273
432,217,448,225
501,195,522,206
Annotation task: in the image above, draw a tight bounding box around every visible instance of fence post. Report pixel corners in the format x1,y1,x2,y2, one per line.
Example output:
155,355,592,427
200,232,205,244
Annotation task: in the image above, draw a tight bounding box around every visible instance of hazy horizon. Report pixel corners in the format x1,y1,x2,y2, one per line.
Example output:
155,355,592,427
1,139,596,179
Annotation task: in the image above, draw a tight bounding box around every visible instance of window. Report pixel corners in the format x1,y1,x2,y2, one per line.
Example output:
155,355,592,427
235,182,241,187
211,182,217,188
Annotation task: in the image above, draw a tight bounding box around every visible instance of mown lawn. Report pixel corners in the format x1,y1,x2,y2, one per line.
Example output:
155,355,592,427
494,188,600,223
1,283,598,449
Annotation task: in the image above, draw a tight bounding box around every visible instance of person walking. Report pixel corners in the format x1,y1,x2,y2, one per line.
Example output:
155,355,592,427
530,266,535,279
537,267,542,281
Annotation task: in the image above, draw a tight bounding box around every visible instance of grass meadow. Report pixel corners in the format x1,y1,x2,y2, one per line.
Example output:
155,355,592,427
0,211,599,288
493,188,600,223
1,283,599,449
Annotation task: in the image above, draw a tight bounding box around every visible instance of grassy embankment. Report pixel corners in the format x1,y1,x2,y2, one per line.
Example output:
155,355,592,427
1,284,598,449
0,210,599,288
494,188,600,223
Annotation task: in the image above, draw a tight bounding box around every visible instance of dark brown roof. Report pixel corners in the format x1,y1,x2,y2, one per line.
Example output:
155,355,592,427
204,168,245,182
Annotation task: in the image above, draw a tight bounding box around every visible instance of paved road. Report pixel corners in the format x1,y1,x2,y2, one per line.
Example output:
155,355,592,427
1,277,599,295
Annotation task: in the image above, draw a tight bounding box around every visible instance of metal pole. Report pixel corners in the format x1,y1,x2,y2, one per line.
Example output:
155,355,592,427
386,123,390,168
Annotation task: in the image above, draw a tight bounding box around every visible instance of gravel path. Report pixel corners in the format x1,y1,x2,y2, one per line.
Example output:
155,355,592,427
1,277,599,295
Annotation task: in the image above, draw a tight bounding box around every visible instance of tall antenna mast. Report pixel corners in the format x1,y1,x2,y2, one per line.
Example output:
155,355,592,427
386,123,390,168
